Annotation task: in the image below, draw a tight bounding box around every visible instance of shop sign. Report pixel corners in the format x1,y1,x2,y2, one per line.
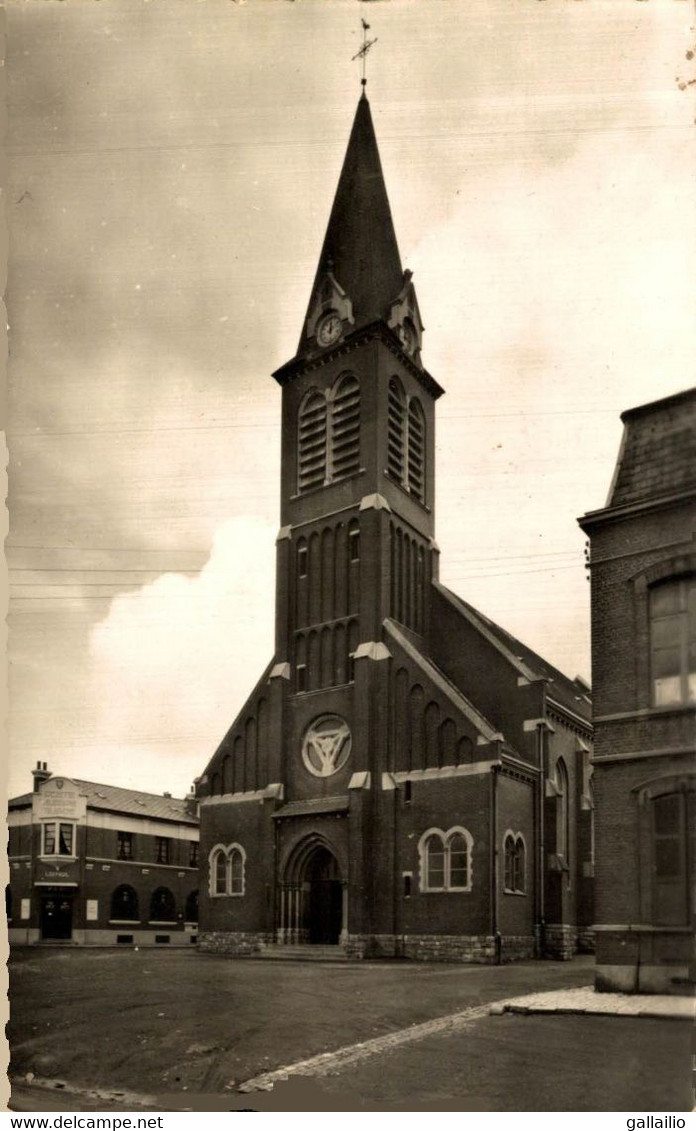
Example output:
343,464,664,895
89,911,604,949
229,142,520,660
33,777,87,821
35,859,80,885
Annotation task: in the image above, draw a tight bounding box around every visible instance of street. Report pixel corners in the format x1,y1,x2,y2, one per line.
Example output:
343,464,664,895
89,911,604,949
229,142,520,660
8,948,692,1111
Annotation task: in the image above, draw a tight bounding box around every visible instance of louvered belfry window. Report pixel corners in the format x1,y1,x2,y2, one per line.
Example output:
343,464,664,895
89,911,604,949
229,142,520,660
387,378,406,482
330,375,361,482
298,376,361,494
407,398,425,502
386,379,426,504
298,390,328,492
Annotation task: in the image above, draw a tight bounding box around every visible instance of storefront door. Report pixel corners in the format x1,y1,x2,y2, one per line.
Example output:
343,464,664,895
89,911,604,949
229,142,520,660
40,894,73,940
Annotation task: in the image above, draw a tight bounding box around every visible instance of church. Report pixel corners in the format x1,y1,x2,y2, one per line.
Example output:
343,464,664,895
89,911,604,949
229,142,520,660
196,90,594,962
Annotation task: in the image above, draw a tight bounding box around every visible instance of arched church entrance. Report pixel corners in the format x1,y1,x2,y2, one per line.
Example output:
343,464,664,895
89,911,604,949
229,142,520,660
306,846,342,944
279,837,346,946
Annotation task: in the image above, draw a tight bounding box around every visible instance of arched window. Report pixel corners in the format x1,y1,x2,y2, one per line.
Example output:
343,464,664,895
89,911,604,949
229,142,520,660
386,381,427,505
110,884,139,921
651,791,695,926
149,887,176,922
185,890,199,923
298,389,327,493
650,577,696,707
418,827,473,892
555,758,570,864
230,846,245,895
387,377,406,481
425,701,440,768
407,398,425,501
209,843,246,897
214,849,227,895
330,374,360,481
297,377,361,494
347,618,359,683
222,755,233,795
296,634,307,693
503,833,526,894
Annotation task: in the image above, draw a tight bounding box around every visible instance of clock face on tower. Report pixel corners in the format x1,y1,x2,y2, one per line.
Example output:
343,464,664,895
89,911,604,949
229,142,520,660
302,715,352,778
402,318,417,355
316,311,342,348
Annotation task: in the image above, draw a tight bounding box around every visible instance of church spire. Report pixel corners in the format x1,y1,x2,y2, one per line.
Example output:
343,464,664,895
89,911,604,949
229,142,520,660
298,94,405,353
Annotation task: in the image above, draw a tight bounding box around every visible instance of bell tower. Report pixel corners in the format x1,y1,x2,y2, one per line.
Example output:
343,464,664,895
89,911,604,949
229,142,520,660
272,92,445,692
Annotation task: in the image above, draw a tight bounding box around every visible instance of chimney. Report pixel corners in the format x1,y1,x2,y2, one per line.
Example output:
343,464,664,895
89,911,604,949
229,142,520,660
32,761,51,792
185,782,200,819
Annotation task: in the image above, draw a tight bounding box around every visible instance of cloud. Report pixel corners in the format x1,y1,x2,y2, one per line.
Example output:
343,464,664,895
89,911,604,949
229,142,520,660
87,515,276,791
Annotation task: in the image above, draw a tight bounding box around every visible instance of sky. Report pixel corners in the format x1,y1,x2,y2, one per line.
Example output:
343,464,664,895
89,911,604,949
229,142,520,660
6,0,696,801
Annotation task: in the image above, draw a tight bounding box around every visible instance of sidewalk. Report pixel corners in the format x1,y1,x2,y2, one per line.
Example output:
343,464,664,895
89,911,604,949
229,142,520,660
490,985,695,1021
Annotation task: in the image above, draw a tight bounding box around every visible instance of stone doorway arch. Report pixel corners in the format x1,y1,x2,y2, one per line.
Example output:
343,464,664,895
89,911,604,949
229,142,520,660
278,834,346,945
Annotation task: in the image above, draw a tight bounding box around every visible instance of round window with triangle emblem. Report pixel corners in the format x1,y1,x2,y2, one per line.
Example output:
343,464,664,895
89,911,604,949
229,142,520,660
301,715,352,778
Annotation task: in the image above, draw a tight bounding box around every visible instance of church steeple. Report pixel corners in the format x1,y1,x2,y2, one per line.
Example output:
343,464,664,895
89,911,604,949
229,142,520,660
298,94,406,354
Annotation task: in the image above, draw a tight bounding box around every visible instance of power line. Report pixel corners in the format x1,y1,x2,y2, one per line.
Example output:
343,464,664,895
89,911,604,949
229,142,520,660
6,408,621,439
8,567,199,574
7,544,210,552
8,422,281,438
8,549,580,573
444,563,584,581
9,562,585,600
9,118,690,163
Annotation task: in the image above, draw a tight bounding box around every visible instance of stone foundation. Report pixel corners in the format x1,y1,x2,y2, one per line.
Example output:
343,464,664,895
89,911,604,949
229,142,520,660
497,935,537,962
197,930,550,964
543,923,577,960
576,927,596,954
403,934,497,963
198,931,270,956
344,933,403,959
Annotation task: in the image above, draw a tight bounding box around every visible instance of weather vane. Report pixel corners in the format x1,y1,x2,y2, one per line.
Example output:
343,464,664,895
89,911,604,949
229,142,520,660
352,18,378,88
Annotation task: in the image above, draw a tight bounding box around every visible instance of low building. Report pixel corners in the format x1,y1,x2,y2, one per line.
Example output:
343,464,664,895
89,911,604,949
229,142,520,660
579,386,696,994
8,763,200,947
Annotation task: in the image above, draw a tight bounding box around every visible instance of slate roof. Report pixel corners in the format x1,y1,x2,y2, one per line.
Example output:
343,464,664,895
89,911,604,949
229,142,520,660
609,386,696,508
9,778,198,826
385,618,503,743
298,93,404,351
273,796,349,820
434,581,592,725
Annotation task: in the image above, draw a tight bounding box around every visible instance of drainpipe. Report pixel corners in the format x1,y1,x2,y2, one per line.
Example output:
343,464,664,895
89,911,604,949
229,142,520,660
273,812,280,943
393,778,399,955
536,722,546,958
490,761,501,964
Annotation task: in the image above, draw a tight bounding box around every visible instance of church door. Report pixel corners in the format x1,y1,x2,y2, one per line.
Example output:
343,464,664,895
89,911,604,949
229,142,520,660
305,847,342,945
40,894,73,940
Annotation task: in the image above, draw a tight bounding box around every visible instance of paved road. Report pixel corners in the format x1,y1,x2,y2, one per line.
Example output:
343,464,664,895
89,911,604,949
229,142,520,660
284,1012,692,1111
8,948,691,1111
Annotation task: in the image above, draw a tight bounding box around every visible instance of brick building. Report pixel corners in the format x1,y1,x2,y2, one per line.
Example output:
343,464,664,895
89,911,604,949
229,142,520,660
196,92,594,962
579,387,696,993
8,763,200,947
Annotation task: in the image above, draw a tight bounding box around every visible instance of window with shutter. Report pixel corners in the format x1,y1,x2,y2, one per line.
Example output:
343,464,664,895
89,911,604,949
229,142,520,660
387,378,406,482
330,374,360,482
298,390,327,493
407,398,425,501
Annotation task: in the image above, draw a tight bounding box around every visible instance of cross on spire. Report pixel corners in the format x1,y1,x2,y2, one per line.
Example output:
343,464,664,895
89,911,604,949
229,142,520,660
352,18,378,89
